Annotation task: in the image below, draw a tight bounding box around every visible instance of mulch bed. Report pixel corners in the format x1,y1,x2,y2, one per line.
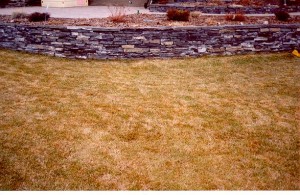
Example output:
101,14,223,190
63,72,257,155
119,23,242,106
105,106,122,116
178,2,277,7
0,14,299,27
176,0,298,7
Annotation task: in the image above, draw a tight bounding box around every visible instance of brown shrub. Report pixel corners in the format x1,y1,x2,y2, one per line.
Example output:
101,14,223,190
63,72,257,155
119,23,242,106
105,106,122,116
239,0,251,6
159,0,169,4
274,10,290,21
167,9,190,21
28,12,50,22
108,6,127,23
109,15,127,23
225,13,246,21
0,0,9,8
210,0,223,5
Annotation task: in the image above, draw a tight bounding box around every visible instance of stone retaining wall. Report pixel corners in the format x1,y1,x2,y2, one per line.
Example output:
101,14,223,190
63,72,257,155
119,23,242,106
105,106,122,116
149,4,300,14
174,0,207,2
0,23,299,59
173,0,249,3
2,0,26,8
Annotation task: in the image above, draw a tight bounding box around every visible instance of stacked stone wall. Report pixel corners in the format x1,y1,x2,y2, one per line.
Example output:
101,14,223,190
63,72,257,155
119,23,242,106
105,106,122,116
2,0,26,8
0,23,299,59
149,4,300,14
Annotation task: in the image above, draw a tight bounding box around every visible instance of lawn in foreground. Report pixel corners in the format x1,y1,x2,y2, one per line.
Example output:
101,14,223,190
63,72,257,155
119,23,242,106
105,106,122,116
0,50,299,190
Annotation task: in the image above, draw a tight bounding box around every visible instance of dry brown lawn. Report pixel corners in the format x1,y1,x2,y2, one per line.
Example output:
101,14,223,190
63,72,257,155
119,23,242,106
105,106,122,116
0,49,299,190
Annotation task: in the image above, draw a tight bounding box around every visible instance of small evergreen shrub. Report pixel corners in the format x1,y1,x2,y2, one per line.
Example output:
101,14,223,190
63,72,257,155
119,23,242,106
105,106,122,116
26,0,41,6
225,13,246,21
158,0,169,4
0,0,10,8
167,9,190,21
274,10,290,21
28,12,50,22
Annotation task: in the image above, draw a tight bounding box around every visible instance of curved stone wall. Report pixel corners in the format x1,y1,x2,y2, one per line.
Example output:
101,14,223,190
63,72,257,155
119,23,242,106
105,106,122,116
149,4,300,14
0,23,299,59
1,0,26,8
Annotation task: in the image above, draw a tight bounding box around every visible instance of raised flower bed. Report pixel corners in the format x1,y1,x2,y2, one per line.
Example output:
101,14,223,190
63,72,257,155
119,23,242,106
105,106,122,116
0,0,299,59
150,0,300,14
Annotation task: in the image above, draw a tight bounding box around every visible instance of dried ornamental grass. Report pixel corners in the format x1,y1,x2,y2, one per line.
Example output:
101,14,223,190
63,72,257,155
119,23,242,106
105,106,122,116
190,11,203,18
11,12,28,19
108,6,128,23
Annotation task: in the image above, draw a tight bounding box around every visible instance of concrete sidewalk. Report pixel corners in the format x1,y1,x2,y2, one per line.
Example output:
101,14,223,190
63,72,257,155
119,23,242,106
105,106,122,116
0,6,152,18
0,6,299,18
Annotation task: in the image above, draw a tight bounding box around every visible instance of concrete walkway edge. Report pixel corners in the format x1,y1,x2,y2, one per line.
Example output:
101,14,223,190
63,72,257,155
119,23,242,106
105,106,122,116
0,6,299,18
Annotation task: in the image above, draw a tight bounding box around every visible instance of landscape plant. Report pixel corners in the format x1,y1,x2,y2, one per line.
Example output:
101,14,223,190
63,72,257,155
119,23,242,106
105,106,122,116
190,11,202,18
158,0,169,4
167,9,190,21
0,0,10,8
274,10,290,21
238,0,251,6
28,12,50,22
26,0,41,6
11,12,28,20
225,13,246,21
108,6,127,23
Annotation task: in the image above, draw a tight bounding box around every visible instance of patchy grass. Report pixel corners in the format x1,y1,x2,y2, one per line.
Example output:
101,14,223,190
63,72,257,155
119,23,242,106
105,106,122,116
0,50,299,190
